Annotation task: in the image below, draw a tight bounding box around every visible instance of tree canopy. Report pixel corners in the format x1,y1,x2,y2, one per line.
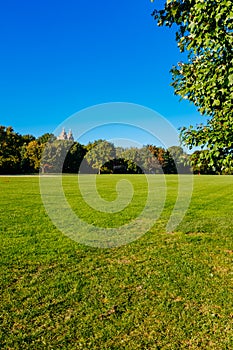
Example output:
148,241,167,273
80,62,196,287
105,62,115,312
84,140,116,174
0,126,22,174
152,0,233,173
1,124,229,174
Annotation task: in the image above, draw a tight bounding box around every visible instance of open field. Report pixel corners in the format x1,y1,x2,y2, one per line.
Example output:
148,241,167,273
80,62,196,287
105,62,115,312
1,175,233,349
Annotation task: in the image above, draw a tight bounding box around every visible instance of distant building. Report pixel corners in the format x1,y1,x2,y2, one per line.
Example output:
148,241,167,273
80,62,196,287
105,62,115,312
67,129,74,141
57,128,74,141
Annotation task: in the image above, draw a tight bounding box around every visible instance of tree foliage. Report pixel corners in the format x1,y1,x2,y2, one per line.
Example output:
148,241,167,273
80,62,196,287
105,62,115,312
100,145,190,174
84,140,116,174
41,140,73,173
21,140,44,173
190,150,215,175
0,125,193,174
37,133,56,144
152,0,233,173
63,142,87,173
0,126,22,174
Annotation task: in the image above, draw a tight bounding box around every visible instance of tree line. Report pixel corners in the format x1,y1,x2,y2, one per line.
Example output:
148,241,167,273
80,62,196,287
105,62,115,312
1,125,232,175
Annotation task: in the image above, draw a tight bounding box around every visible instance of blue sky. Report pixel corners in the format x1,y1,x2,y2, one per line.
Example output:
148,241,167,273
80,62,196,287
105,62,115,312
0,0,204,145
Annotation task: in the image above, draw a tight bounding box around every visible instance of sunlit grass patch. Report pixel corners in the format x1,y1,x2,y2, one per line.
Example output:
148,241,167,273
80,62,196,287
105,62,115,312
0,175,233,349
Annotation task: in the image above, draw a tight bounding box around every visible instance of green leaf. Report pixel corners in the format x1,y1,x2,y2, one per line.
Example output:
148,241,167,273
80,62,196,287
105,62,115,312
228,74,233,86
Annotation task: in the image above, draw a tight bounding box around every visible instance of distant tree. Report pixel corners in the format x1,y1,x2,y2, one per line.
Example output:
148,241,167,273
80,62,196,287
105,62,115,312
85,139,106,152
37,133,56,144
0,126,22,174
115,145,185,174
135,146,160,173
84,140,116,174
21,134,35,144
152,0,233,173
146,145,173,173
115,146,125,159
167,146,191,173
63,142,87,173
21,140,44,173
41,140,73,173
120,147,144,174
144,145,163,173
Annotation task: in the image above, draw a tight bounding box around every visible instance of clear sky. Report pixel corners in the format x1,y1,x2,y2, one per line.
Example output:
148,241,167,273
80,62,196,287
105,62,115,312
0,0,204,145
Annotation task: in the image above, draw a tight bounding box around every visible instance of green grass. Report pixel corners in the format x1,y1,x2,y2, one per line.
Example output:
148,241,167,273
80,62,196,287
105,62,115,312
0,175,233,349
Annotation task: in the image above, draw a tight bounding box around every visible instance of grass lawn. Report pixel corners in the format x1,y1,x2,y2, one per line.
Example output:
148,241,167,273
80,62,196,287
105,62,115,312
0,175,233,349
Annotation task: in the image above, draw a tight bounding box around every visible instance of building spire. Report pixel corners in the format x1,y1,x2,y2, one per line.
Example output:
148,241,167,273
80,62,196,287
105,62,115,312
57,128,74,141
67,129,74,141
